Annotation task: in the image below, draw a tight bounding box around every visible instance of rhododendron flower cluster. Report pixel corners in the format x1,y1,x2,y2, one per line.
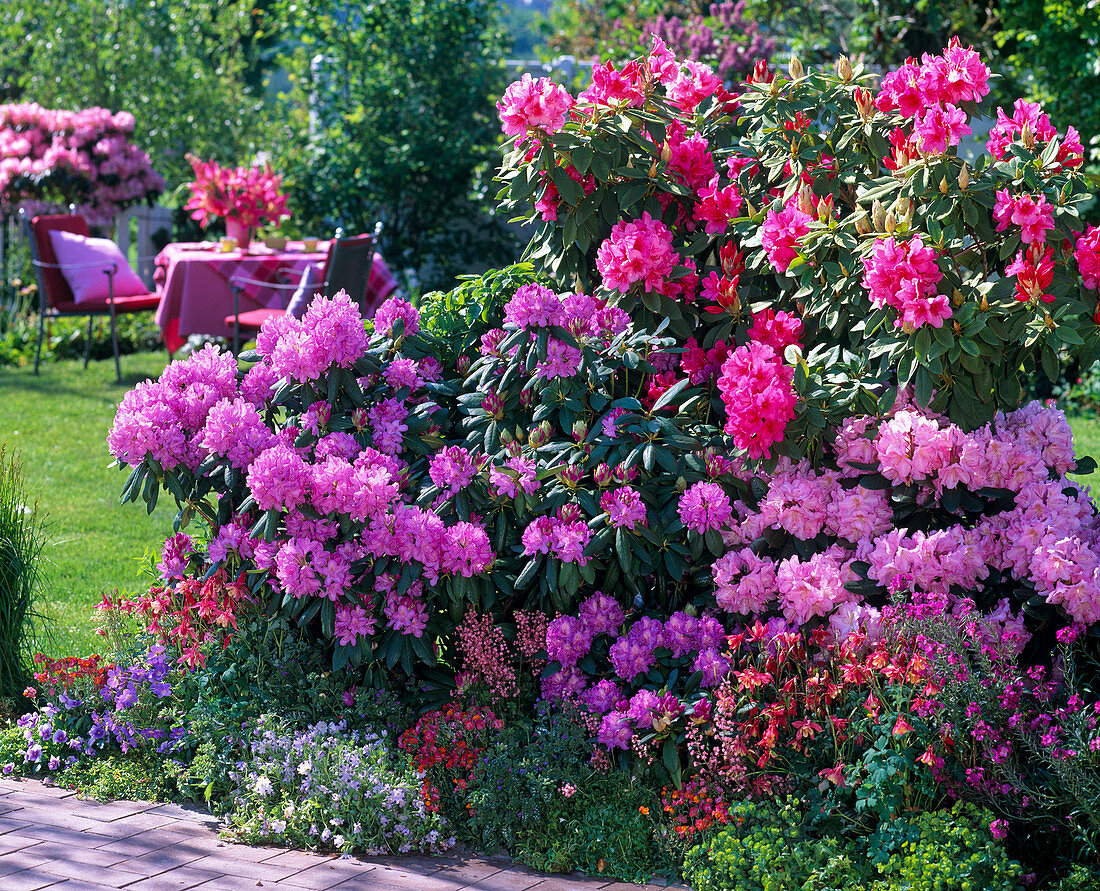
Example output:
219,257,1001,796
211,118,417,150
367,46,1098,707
716,342,796,458
0,102,163,225
760,203,812,273
595,212,680,294
993,190,1055,246
986,98,1084,171
860,235,949,330
496,74,574,140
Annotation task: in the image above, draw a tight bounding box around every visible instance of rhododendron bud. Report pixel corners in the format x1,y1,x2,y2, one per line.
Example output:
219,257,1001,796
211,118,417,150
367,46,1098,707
456,354,471,374
749,59,774,85
872,199,886,231
572,420,588,443
855,215,873,235
558,503,582,524
853,88,874,119
1021,119,1034,149
593,463,614,487
797,184,814,216
558,465,584,487
939,176,949,195
958,163,970,190
787,57,804,81
481,391,504,419
836,56,853,81
817,194,834,223
884,211,897,235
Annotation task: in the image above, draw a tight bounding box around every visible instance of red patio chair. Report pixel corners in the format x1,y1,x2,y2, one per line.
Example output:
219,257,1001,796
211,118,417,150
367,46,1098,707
22,209,162,384
225,224,387,353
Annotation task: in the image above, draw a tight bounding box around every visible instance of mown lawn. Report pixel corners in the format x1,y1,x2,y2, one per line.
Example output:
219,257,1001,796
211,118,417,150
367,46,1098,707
0,352,172,657
2,348,1100,659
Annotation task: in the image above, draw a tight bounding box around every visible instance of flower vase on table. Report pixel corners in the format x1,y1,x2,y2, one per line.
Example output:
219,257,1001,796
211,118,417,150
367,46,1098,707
225,217,253,251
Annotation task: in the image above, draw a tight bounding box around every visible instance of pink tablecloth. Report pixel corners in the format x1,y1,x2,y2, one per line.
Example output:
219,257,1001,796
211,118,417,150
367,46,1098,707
154,242,326,353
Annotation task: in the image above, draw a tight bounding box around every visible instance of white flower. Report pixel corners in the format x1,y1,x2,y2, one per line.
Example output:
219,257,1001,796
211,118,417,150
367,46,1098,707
253,776,274,797
297,759,312,776
334,834,346,848
272,820,287,834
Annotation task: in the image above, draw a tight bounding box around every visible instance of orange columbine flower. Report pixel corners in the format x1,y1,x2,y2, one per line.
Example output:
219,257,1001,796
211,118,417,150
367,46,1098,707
638,806,649,815
892,715,914,736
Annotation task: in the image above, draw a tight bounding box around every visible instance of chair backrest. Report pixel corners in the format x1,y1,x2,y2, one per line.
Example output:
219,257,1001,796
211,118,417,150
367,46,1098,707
21,210,90,310
115,205,172,288
324,230,378,308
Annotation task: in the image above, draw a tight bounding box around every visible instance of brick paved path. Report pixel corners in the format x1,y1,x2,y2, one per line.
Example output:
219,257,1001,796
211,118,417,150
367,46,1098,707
0,777,685,891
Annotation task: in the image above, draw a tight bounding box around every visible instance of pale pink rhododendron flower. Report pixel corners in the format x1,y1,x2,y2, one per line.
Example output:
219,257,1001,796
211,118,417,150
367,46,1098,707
497,74,574,139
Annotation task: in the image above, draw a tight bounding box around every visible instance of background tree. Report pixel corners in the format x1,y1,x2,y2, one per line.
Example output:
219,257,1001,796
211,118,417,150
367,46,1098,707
0,0,268,193
267,0,516,287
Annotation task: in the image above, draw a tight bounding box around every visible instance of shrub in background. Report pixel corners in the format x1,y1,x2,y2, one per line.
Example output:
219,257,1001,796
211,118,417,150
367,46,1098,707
0,447,43,703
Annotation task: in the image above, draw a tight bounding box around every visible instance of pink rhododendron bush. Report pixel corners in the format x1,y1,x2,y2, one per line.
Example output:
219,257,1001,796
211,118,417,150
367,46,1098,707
109,39,1100,846
0,103,164,225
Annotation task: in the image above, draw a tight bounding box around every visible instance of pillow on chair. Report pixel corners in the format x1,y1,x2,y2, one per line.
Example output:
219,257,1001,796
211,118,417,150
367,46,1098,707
285,262,325,318
48,229,149,304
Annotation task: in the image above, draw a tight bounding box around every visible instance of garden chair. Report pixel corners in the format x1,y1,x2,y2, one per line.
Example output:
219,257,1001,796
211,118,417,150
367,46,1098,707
21,209,162,384
225,224,385,354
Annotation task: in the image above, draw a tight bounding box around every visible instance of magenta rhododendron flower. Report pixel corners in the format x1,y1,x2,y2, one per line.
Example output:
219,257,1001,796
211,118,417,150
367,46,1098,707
373,297,420,338
1006,246,1055,303
577,591,625,637
693,181,743,234
334,604,375,645
987,98,1084,170
595,212,679,294
913,104,971,154
678,481,733,533
665,126,716,192
578,60,647,108
717,342,796,458
1075,226,1100,291
760,203,812,273
665,60,721,114
993,190,1055,245
497,73,574,139
860,235,948,330
504,283,565,329
537,339,583,380
748,309,803,353
600,486,647,530
428,446,479,495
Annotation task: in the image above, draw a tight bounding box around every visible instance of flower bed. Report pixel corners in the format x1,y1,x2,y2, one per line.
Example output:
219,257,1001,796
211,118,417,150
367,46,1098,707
5,36,1100,889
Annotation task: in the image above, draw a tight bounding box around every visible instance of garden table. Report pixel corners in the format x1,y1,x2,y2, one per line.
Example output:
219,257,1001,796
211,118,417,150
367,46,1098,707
153,241,327,353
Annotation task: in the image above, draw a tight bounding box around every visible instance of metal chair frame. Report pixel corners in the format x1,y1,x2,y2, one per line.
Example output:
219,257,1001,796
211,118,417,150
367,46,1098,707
228,224,381,353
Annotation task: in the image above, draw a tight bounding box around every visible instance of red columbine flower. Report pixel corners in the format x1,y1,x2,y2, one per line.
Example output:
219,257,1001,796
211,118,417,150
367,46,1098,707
892,715,915,736
1006,245,1055,303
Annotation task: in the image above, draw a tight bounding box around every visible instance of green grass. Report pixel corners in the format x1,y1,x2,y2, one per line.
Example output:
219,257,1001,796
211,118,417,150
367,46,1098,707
0,352,172,657
1070,416,1100,495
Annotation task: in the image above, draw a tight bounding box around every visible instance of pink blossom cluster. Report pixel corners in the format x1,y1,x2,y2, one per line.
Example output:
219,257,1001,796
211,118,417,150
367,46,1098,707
860,235,949,330
497,74,575,140
255,291,370,383
457,610,518,699
1076,226,1100,292
595,212,681,295
760,202,812,274
716,342,797,459
710,399,1100,627
986,98,1084,171
993,190,1055,245
522,515,592,565
184,156,289,229
874,38,988,155
0,102,164,225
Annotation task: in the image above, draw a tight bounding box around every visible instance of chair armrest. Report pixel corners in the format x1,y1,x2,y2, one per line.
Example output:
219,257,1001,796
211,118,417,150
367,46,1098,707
32,258,119,274
228,274,301,292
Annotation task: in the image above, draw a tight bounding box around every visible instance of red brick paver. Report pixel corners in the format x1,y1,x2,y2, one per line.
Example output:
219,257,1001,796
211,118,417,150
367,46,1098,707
0,778,688,891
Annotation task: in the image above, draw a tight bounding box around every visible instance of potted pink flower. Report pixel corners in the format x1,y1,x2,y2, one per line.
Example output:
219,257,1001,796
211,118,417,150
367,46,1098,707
183,155,290,248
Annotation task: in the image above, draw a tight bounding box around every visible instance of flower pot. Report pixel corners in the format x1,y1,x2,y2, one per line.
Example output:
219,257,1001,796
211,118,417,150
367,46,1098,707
225,217,253,250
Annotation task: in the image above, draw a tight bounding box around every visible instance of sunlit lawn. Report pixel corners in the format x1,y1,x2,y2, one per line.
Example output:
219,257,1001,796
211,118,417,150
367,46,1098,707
0,351,172,657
